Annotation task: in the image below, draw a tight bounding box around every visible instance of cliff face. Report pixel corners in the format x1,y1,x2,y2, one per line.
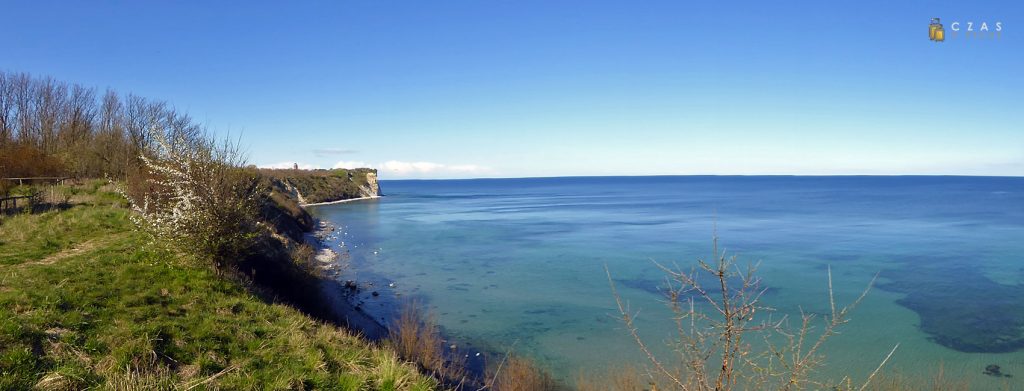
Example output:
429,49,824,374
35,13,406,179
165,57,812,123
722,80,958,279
256,167,380,241
360,171,379,198
243,171,386,335
261,168,380,205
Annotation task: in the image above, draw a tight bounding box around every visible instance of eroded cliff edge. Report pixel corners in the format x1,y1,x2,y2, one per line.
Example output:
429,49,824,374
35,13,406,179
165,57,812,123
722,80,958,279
247,167,387,338
261,168,380,205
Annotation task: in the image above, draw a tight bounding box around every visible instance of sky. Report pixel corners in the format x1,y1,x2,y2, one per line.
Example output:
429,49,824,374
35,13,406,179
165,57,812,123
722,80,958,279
2,1,1021,179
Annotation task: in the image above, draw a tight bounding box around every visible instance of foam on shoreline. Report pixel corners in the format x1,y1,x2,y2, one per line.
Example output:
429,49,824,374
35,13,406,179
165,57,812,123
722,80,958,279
301,195,381,207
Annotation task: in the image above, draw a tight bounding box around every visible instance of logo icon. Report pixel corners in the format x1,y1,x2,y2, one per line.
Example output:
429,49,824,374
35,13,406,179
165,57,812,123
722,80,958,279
930,18,945,42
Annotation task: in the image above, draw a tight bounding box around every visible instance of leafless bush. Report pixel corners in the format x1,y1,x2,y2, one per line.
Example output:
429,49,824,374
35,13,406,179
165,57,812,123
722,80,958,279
607,236,895,391
292,242,316,267
0,143,66,178
25,189,42,213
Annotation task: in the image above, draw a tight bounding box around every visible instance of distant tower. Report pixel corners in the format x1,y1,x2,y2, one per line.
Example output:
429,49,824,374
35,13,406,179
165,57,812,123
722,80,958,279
293,163,299,170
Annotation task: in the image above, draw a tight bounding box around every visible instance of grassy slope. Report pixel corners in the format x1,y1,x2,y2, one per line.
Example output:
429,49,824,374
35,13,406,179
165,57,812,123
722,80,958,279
0,184,434,390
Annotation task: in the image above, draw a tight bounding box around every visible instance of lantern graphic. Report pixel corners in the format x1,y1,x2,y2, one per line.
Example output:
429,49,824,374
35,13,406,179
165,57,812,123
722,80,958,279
930,18,945,42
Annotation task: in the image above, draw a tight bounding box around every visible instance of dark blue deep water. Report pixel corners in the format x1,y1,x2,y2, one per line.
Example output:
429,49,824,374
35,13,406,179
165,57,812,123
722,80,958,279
308,176,1024,385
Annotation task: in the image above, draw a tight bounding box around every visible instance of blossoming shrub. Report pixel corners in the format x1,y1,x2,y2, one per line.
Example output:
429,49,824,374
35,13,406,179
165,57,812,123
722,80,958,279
119,132,263,266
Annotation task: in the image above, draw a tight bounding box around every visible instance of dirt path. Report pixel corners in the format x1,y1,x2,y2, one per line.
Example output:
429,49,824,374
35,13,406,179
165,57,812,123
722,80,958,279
16,234,126,267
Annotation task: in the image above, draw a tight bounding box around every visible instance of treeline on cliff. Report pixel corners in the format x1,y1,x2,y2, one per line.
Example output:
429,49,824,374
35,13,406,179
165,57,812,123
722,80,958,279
0,70,347,323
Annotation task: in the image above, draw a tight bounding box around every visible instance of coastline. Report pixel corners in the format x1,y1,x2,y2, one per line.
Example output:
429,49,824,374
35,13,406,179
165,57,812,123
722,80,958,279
305,217,390,340
301,195,381,207
296,190,489,377
298,195,393,341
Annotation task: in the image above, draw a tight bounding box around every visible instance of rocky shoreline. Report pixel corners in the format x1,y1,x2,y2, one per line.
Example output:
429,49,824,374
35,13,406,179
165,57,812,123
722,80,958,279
303,208,490,377
305,218,391,340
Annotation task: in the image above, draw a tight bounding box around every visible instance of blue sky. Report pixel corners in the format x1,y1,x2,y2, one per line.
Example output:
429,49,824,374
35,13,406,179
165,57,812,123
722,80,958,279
2,1,1021,178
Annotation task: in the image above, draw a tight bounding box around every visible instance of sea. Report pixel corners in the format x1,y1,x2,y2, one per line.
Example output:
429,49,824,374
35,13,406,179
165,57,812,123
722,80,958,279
306,176,1024,387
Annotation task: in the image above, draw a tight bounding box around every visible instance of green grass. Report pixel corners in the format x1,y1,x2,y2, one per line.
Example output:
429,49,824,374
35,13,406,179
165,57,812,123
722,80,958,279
0,186,435,390
0,206,130,265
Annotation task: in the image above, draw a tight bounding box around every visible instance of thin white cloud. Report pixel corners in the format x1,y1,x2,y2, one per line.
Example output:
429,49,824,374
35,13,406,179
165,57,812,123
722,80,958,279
381,161,444,174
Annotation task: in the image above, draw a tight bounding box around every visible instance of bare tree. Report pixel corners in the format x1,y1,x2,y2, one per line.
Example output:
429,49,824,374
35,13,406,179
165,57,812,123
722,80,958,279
0,71,259,180
607,236,894,390
0,71,197,178
0,72,13,146
123,94,153,156
61,84,98,175
35,77,68,155
13,72,37,146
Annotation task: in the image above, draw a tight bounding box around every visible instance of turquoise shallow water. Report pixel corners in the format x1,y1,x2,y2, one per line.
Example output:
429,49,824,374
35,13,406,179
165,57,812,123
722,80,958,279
308,176,1024,387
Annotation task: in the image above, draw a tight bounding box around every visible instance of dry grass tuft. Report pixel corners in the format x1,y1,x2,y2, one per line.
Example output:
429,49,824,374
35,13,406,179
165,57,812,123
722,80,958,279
576,365,650,391
389,301,468,386
33,372,75,391
863,365,976,391
489,355,558,391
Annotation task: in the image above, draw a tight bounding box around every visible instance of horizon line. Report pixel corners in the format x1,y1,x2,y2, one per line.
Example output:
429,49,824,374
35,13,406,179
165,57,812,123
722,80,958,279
374,173,1024,181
